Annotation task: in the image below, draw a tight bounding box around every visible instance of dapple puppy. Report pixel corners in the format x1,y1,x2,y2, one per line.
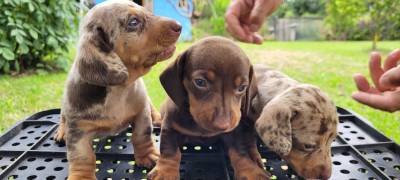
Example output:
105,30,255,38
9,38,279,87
252,65,338,180
55,1,181,179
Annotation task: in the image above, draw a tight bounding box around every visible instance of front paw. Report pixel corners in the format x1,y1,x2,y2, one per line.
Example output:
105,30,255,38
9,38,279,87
135,147,160,168
235,165,271,180
151,109,162,127
148,164,179,180
68,174,96,180
54,125,66,142
249,148,264,169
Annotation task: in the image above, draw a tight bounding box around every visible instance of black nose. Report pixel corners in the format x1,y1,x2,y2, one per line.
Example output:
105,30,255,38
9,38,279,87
170,21,182,33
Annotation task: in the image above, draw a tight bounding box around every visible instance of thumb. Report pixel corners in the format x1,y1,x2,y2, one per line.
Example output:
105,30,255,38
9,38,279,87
249,0,282,32
380,66,400,89
249,0,270,32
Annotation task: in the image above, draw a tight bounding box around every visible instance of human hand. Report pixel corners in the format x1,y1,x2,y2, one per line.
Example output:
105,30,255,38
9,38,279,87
352,49,400,112
225,0,282,44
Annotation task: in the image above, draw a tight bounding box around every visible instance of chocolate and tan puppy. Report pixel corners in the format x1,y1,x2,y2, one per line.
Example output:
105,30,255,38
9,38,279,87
252,65,338,180
148,37,269,180
55,1,181,179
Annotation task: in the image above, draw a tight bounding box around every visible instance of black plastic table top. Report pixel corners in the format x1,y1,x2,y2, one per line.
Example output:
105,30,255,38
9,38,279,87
0,107,398,180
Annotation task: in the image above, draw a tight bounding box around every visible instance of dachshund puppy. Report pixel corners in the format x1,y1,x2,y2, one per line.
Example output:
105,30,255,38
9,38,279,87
55,1,181,179
148,37,269,180
252,65,338,180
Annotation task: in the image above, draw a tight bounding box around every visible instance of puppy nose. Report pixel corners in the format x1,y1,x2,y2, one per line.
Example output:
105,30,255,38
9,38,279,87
213,112,231,130
170,21,182,34
214,117,230,130
319,168,331,180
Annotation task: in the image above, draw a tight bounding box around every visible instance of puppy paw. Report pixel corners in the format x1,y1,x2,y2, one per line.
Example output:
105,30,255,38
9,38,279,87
151,110,162,127
235,165,270,180
148,165,179,180
135,148,160,168
249,148,264,169
54,125,66,142
67,174,96,180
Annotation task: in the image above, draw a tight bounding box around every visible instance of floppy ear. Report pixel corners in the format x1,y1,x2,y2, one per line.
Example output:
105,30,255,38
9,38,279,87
255,98,292,156
242,65,258,116
77,23,128,86
160,51,188,108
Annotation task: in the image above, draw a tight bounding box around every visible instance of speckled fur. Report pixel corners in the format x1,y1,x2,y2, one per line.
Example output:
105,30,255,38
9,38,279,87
54,1,180,179
252,65,338,180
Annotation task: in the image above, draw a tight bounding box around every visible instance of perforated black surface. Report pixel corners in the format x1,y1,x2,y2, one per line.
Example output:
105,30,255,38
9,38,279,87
0,107,398,180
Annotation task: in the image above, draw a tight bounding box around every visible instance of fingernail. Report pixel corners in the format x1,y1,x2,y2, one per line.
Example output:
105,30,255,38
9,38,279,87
371,51,380,56
254,38,262,44
351,92,360,99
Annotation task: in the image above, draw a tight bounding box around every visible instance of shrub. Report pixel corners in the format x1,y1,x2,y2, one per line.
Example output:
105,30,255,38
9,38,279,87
192,0,229,39
369,0,400,40
0,0,78,74
324,0,367,40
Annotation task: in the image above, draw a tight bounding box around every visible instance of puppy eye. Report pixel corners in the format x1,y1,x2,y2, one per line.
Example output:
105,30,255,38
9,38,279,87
237,85,247,92
194,78,207,88
304,144,317,151
127,17,140,31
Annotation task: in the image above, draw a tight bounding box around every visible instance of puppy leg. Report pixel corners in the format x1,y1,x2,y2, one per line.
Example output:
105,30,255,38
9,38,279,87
150,101,162,127
240,125,265,169
248,139,264,169
131,107,159,168
228,147,270,180
66,123,96,180
54,113,66,142
148,128,181,180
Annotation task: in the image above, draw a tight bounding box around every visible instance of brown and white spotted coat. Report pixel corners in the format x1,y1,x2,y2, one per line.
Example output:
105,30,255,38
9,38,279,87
252,65,338,180
54,1,181,179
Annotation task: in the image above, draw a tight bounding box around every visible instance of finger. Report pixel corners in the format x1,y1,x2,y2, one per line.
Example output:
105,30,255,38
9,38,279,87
369,52,386,91
249,2,270,31
351,92,399,112
380,66,400,88
353,74,371,92
249,0,282,31
225,13,253,43
266,0,283,16
353,74,381,93
243,25,263,44
383,49,400,71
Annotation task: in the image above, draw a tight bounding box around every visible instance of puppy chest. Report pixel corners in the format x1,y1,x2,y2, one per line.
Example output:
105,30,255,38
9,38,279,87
103,83,147,121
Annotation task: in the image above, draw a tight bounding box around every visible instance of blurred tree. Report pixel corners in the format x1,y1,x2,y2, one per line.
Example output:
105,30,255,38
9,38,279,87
291,0,325,17
273,0,326,18
368,0,400,49
325,0,400,42
325,0,367,40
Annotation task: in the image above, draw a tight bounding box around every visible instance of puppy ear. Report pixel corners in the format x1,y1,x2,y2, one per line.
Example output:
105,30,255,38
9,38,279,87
92,25,114,53
255,99,292,156
160,51,188,108
242,65,258,115
77,24,128,86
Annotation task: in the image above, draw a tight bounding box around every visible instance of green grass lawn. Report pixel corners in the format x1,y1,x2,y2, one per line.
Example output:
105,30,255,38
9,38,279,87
0,41,399,143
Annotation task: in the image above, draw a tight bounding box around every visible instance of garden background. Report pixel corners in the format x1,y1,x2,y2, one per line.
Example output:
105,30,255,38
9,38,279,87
0,0,399,143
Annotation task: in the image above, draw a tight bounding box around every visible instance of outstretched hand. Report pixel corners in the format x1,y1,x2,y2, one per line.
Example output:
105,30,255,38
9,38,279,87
352,49,400,112
225,0,282,44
